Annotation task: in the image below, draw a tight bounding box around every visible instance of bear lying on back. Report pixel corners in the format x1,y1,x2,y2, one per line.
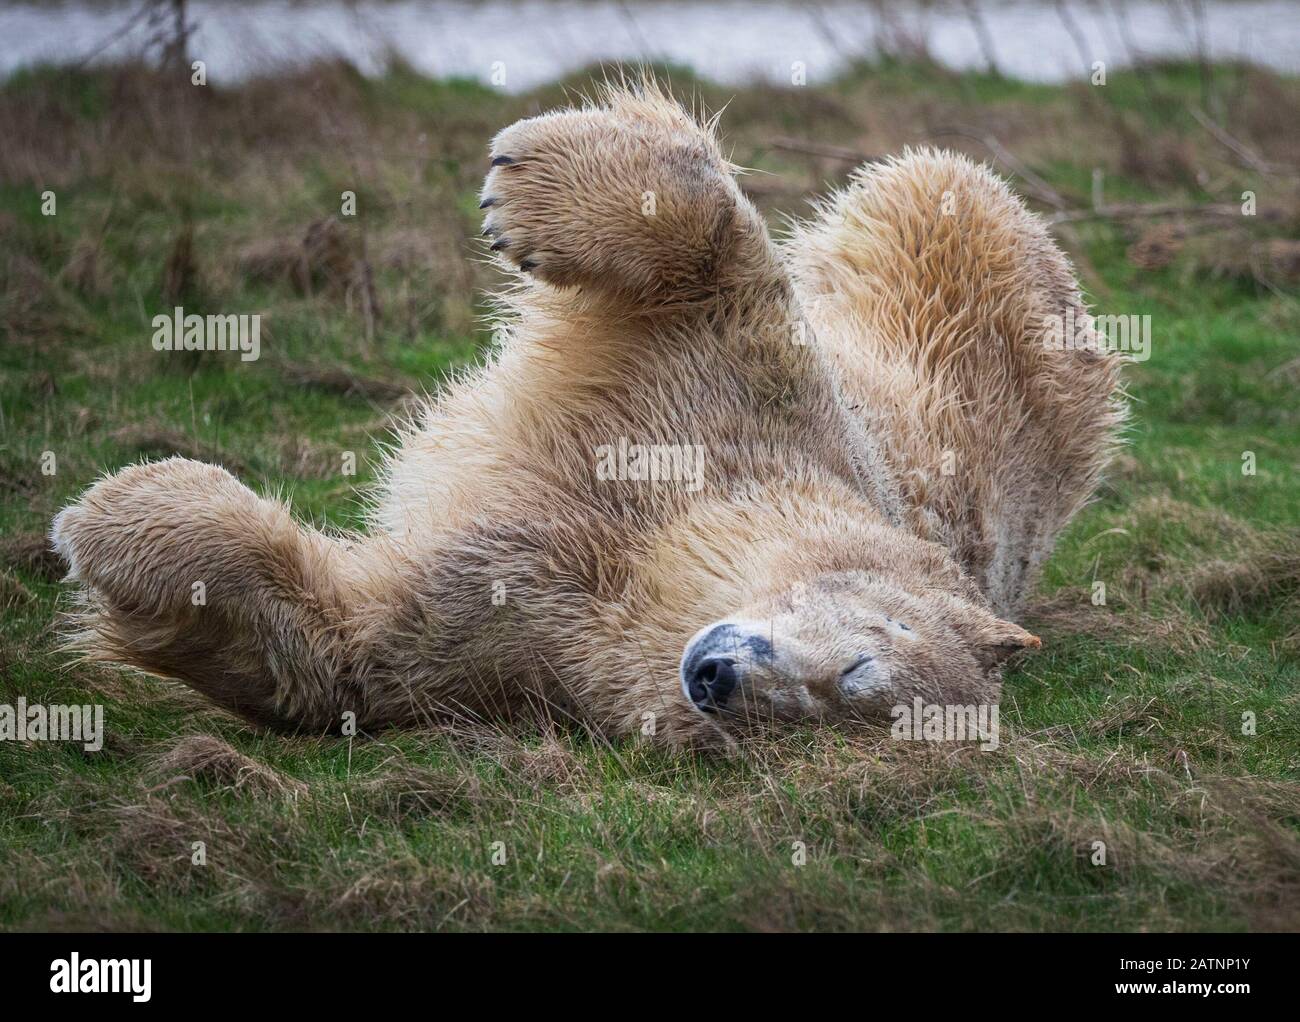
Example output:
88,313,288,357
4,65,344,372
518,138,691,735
52,81,1124,747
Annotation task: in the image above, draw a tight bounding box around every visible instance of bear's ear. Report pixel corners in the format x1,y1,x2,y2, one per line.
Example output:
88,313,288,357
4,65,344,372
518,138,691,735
972,618,1041,670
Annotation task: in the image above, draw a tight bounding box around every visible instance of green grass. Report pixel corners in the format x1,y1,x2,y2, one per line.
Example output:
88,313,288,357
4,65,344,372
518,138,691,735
1,58,1298,931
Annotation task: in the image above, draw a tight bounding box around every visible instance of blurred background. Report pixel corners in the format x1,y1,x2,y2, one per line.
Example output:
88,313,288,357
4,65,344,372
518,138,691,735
2,0,1298,674
5,0,1300,88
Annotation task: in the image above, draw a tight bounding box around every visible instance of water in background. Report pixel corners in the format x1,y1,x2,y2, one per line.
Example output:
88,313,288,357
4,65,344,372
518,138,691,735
3,0,1299,88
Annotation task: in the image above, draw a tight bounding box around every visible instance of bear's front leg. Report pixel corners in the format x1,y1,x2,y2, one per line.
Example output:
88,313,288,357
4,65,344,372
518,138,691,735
479,82,781,309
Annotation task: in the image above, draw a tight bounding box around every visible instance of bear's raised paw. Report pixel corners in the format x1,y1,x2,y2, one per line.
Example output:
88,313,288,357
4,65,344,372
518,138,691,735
478,100,759,304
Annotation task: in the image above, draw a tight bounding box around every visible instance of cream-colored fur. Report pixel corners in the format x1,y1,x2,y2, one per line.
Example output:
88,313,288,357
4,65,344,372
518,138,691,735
51,82,1124,747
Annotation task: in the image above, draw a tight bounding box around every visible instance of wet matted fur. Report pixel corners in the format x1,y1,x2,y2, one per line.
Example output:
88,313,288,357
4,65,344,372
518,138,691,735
52,81,1124,747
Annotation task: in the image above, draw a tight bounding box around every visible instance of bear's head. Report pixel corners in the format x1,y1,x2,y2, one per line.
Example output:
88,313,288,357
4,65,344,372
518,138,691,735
678,570,1038,724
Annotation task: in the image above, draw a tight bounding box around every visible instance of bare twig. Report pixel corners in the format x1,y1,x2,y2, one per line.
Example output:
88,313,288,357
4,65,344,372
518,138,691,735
928,126,1071,210
74,0,151,69
1189,107,1280,176
962,0,1002,77
1054,0,1095,79
1188,0,1220,119
1103,0,1164,109
1046,200,1240,225
802,1,856,61
766,136,883,165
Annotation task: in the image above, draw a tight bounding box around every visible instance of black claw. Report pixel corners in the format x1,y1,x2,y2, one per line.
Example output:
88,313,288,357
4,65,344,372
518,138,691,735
519,259,538,272
479,196,496,209
490,238,509,252
482,225,498,237
490,155,515,166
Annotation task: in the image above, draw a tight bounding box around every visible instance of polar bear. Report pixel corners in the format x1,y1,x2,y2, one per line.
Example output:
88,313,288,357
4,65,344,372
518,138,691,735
51,82,1124,747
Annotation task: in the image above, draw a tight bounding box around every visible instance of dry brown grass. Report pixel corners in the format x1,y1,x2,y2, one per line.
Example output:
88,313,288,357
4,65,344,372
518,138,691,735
0,531,65,582
107,425,251,476
275,362,409,403
353,757,484,821
0,567,36,610
1189,542,1300,652
4,705,1297,930
1026,589,1216,650
1189,546,1300,618
4,59,1296,347
149,735,308,799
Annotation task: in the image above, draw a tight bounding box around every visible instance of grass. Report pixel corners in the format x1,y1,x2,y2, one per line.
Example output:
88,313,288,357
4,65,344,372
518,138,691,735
1,55,1298,931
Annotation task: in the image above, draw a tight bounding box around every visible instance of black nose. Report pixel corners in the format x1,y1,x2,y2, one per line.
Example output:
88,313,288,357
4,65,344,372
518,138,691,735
685,656,739,712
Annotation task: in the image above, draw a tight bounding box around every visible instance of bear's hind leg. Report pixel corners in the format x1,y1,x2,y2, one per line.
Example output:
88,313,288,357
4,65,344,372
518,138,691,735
788,149,1126,616
52,458,405,732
